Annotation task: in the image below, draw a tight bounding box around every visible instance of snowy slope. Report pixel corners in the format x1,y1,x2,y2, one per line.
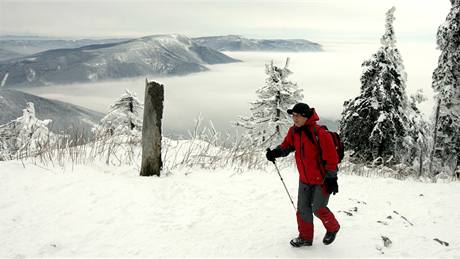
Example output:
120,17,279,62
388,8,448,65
0,34,240,88
0,48,23,61
0,89,103,135
0,159,458,257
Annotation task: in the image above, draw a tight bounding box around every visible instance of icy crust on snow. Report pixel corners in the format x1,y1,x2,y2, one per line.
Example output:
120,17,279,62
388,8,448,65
0,160,459,258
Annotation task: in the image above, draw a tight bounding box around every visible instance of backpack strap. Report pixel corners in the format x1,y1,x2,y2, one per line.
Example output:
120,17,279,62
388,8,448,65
313,126,327,178
291,125,328,177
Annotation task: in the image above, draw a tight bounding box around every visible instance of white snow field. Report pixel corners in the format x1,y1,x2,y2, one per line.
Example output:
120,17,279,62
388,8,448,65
1,159,459,258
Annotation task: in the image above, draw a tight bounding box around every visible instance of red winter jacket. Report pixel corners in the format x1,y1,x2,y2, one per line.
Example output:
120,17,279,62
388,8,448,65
279,109,339,185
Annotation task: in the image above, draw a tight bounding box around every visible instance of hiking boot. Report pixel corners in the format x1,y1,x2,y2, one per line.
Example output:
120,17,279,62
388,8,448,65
323,226,340,245
290,237,313,247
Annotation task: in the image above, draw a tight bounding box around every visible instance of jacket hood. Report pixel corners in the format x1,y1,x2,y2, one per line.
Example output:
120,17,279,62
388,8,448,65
305,108,319,126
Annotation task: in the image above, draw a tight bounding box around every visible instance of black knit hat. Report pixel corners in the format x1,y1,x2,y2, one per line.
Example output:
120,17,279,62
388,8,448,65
287,103,313,118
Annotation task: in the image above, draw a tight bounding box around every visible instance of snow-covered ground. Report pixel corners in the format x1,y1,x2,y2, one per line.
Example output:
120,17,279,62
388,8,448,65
1,160,459,258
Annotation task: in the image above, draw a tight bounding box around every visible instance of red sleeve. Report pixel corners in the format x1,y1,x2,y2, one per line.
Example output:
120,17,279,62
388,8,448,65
279,126,295,150
317,126,339,171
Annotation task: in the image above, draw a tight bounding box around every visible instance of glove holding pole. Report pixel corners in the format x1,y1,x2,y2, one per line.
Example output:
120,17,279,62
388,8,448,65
266,147,283,162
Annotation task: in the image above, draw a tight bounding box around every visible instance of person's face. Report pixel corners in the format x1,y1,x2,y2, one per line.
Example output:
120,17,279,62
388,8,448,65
291,112,308,127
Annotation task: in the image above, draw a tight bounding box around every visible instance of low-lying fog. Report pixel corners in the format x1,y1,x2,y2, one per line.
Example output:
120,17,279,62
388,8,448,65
22,41,439,137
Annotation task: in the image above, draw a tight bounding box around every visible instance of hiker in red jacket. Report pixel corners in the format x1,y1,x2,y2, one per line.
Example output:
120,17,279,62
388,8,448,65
266,102,340,247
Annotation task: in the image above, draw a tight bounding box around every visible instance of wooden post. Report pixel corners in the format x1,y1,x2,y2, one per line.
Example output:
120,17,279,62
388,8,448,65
140,79,164,176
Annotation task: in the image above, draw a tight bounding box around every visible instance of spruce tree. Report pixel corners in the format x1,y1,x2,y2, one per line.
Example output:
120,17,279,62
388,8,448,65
94,89,144,140
339,7,413,165
431,0,460,175
236,58,303,148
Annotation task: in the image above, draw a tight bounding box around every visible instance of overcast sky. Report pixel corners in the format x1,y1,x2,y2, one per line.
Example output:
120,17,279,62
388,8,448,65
0,0,452,43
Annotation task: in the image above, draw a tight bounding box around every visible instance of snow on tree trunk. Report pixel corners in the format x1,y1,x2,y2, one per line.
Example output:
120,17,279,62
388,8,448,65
140,80,163,177
431,0,460,176
430,99,442,175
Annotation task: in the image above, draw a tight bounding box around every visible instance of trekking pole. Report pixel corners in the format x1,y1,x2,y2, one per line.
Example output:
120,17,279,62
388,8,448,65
267,149,297,213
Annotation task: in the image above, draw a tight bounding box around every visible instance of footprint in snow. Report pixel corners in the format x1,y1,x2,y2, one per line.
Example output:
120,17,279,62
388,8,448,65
338,206,358,216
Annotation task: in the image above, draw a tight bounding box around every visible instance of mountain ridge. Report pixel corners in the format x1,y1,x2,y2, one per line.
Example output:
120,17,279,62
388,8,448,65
193,35,322,52
0,34,239,88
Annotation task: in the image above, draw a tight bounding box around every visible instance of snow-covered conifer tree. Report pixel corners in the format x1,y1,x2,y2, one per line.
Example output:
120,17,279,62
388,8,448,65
0,102,54,159
236,58,303,148
430,0,460,175
402,90,430,172
339,7,415,165
94,89,144,141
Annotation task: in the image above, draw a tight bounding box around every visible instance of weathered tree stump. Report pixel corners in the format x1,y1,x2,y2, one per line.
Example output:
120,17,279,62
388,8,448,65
140,79,163,176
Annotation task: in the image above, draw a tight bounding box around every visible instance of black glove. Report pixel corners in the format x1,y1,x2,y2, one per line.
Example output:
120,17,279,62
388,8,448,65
266,147,283,162
324,176,339,195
